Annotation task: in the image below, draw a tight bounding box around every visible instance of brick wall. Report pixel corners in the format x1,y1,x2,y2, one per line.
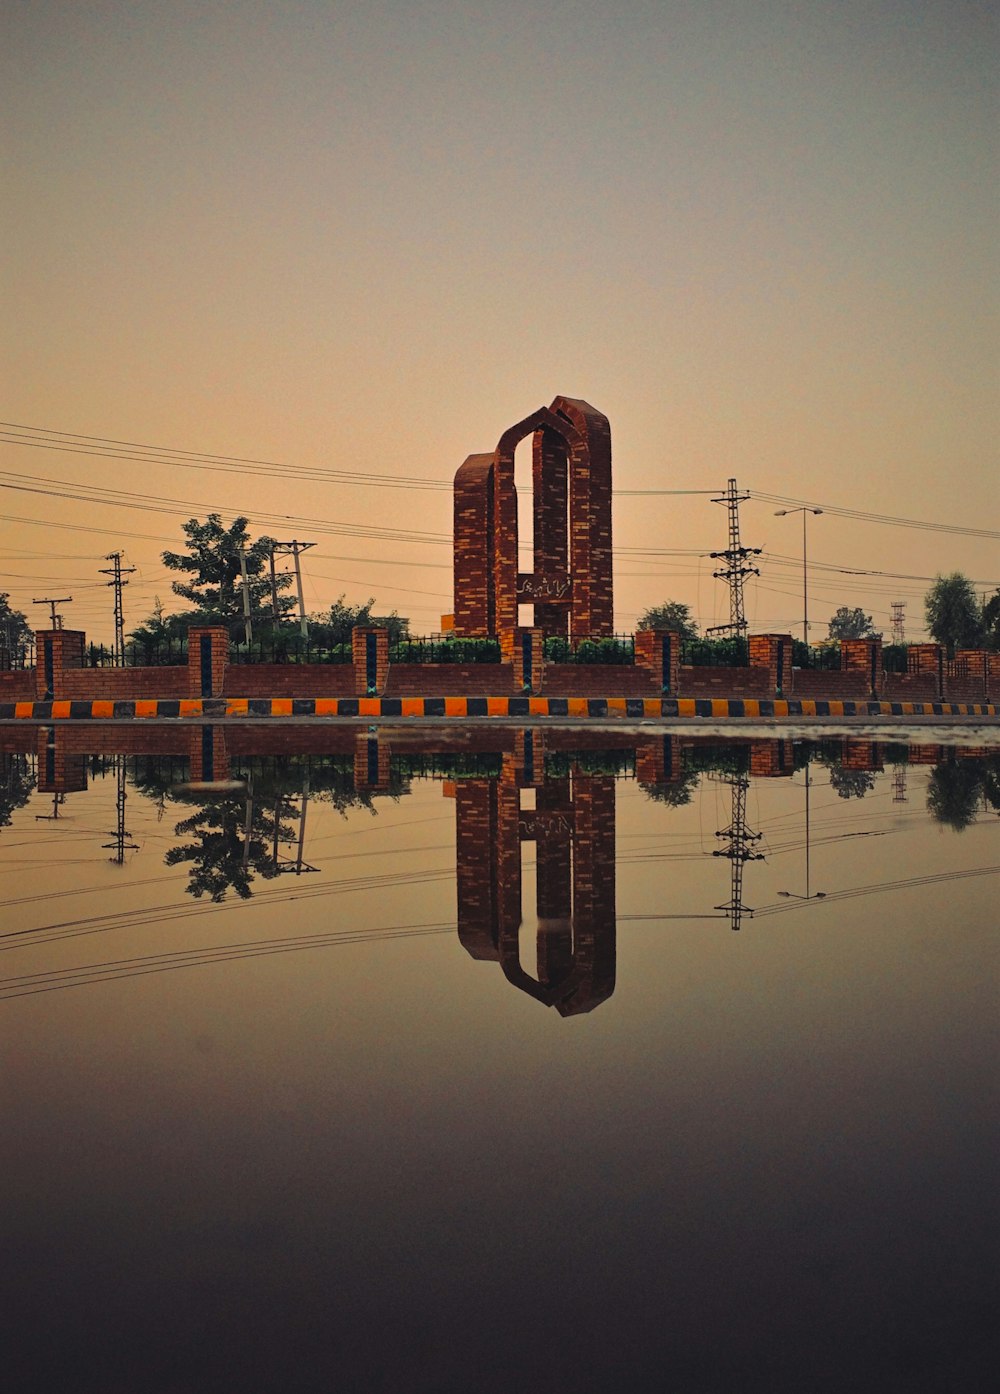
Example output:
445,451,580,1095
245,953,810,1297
224,664,355,698
0,670,34,700
792,669,871,698
681,666,773,698
384,663,519,696
59,667,189,699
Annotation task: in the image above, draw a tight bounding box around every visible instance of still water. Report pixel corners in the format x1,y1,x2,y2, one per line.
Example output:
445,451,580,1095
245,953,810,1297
1,724,997,1393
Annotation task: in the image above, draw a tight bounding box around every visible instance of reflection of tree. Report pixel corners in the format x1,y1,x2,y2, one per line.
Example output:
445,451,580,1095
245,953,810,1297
828,767,876,800
643,768,700,807
0,753,35,828
165,795,290,901
927,754,1000,831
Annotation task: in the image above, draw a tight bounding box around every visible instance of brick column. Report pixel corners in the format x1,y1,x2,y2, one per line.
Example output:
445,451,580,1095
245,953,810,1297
35,629,85,700
634,630,680,694
36,726,87,793
749,634,793,698
987,653,1000,700
636,733,684,786
353,730,391,790
187,626,229,698
352,627,389,696
501,626,544,693
842,638,883,698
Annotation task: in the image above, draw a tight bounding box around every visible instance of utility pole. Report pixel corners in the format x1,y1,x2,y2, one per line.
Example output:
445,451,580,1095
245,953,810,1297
98,552,136,664
238,546,253,644
271,540,315,639
707,480,761,637
33,596,72,629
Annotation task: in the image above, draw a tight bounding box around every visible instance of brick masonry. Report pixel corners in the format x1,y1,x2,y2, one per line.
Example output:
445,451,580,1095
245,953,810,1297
452,395,613,645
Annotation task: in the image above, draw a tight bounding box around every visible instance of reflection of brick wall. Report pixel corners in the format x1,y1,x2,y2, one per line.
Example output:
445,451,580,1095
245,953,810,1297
750,741,795,777
636,734,683,786
841,740,883,772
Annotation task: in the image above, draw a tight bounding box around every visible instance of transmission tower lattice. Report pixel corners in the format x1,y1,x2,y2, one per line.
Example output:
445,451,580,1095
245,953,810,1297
712,773,764,932
890,601,906,646
707,479,761,637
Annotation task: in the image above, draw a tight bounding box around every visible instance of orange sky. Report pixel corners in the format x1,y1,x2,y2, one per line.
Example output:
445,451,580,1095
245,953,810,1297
2,1,997,644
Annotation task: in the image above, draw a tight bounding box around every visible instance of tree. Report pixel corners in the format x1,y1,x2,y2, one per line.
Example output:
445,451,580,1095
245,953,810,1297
828,606,878,640
636,601,698,639
982,589,1000,651
924,573,984,657
311,595,409,645
161,515,294,626
0,593,31,668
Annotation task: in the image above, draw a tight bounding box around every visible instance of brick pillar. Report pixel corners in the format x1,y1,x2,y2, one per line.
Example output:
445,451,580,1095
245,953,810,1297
353,730,391,790
954,650,988,700
987,653,1000,700
750,741,795,777
842,638,883,697
36,727,88,793
907,644,944,699
35,629,85,700
189,726,231,783
636,733,684,787
352,627,388,696
187,626,228,698
501,626,544,693
841,740,884,772
455,779,500,960
634,630,680,694
749,634,793,698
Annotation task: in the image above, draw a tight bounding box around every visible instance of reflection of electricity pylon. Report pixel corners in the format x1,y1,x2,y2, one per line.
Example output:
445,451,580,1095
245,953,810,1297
712,774,764,931
103,755,138,864
271,774,318,875
892,766,907,804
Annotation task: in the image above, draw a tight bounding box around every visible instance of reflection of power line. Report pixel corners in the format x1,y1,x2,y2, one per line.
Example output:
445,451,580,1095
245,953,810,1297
0,922,454,1000
756,864,1000,918
711,774,764,931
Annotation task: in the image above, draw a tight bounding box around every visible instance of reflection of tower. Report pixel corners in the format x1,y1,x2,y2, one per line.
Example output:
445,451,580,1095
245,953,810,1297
102,754,138,864
453,749,616,1014
712,773,763,931
892,766,908,803
271,771,318,875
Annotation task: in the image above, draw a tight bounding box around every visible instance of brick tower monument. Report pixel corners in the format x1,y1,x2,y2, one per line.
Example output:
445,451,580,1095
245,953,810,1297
451,395,613,642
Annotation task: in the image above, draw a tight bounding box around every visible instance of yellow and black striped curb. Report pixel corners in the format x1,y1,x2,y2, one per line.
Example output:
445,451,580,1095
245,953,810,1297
2,697,997,720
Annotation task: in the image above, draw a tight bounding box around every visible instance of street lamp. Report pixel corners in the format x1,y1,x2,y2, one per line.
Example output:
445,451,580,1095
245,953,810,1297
774,507,822,646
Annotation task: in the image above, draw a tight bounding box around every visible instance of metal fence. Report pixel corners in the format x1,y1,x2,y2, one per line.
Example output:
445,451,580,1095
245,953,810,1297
543,634,636,665
680,637,749,667
86,640,188,667
389,636,502,664
229,636,352,665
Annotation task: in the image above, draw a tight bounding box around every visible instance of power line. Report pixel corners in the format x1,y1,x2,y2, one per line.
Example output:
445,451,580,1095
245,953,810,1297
751,489,1000,540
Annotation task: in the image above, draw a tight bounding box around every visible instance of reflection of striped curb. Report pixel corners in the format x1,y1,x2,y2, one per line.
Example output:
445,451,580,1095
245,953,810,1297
2,696,997,720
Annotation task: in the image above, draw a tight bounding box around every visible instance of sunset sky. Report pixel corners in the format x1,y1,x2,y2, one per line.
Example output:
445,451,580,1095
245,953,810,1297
2,0,996,644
